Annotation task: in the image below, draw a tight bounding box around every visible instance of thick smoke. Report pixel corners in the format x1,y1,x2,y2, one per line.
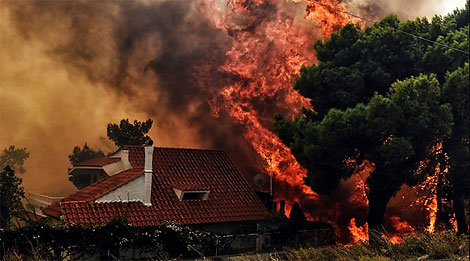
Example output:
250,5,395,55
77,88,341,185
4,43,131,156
345,0,465,21
1,0,458,242
1,0,274,194
0,3,141,194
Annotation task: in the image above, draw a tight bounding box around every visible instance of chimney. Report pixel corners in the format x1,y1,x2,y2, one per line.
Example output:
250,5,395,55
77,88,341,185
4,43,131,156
120,148,131,169
143,145,153,206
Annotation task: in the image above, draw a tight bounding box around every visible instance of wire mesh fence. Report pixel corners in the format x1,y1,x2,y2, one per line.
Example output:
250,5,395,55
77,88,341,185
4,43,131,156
212,227,335,256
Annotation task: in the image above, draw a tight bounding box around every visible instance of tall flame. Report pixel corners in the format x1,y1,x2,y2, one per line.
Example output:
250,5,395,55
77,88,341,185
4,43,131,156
195,0,356,215
305,0,357,37
424,166,445,234
348,217,369,243
1,0,458,244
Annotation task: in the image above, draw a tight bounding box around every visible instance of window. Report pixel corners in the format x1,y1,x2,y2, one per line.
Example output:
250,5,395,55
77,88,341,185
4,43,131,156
173,188,210,201
181,191,209,200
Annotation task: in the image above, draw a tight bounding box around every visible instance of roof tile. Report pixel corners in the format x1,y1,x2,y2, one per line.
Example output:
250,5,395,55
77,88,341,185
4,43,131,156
74,157,121,167
50,146,268,226
43,169,143,217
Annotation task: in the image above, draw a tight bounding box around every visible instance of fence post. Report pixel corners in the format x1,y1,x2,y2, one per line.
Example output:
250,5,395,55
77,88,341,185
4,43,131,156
256,233,264,252
314,229,317,246
295,232,298,248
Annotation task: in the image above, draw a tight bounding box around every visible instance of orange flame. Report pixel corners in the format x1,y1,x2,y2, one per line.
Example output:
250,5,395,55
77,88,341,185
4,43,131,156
194,1,448,241
305,0,359,37
388,236,402,244
450,215,458,232
424,161,446,233
387,216,415,243
195,0,356,215
348,217,368,243
426,187,438,233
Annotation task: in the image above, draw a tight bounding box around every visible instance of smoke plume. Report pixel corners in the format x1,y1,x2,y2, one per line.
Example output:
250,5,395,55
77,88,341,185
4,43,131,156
1,0,259,194
1,0,459,242
345,0,465,21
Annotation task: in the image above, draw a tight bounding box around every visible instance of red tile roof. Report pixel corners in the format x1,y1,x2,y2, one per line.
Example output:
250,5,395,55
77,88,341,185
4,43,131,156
73,157,121,167
47,146,268,226
42,168,143,218
60,201,157,227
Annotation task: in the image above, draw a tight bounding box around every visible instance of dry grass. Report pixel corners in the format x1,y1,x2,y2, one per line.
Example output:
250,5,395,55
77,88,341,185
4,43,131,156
236,230,469,261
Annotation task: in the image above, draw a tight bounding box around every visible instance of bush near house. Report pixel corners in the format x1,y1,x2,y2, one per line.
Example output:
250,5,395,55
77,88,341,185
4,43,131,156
0,218,230,260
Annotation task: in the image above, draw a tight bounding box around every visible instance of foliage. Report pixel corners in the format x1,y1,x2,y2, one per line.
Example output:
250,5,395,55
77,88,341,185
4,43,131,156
67,143,106,189
385,231,469,260
68,118,154,165
68,143,105,165
275,74,453,233
0,166,25,229
274,5,469,236
440,64,470,234
258,212,335,249
442,65,470,154
258,212,290,233
0,146,29,174
240,231,468,261
106,118,153,147
0,218,225,260
67,118,153,188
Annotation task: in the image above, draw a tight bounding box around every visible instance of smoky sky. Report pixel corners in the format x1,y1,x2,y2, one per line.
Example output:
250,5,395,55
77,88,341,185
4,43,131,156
2,0,286,192
344,0,463,22
7,0,228,107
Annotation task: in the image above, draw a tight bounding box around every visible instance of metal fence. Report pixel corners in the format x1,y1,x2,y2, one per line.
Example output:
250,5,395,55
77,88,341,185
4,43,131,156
212,228,335,256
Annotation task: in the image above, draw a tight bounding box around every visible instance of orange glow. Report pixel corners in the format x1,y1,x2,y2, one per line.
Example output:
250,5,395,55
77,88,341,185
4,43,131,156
424,161,446,233
348,161,373,204
387,216,415,243
412,143,447,234
348,217,369,243
195,0,356,215
391,217,415,233
388,236,403,244
305,0,360,37
426,189,438,233
142,0,452,242
2,0,458,244
450,215,458,232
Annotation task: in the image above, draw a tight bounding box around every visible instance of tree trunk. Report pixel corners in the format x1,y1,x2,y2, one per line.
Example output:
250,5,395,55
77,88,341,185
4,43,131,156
0,204,9,229
452,191,468,235
367,189,395,242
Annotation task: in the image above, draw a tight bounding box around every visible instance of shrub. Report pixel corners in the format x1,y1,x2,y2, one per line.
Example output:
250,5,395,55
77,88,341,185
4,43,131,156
0,218,224,260
278,230,469,261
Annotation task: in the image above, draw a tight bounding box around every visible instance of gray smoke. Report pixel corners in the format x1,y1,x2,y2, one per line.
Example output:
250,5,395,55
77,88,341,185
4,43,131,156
1,0,284,190
1,0,450,240
345,0,462,22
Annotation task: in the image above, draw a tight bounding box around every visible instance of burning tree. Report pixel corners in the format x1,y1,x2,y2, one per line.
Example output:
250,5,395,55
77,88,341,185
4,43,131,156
275,9,469,238
440,64,470,234
3,0,467,240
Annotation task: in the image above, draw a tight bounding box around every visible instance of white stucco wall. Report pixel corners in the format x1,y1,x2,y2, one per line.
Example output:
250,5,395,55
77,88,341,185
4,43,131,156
103,149,132,176
95,174,145,203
